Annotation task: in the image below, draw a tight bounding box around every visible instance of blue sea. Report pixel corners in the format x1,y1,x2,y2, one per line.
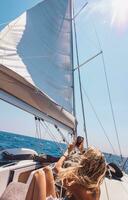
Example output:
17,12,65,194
0,131,128,174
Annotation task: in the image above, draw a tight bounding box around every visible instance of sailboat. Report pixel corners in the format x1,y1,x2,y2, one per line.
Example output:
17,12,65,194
0,0,128,199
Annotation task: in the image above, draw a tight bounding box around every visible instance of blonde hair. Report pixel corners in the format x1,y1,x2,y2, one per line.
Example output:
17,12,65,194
59,147,106,190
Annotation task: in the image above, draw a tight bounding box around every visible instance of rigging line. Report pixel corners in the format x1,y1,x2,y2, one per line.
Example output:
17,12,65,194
40,120,64,154
41,121,59,143
40,121,62,152
73,2,88,20
35,116,39,139
34,117,42,148
37,119,42,140
91,20,123,161
90,17,102,52
54,125,69,145
74,51,103,71
45,123,65,153
101,53,123,161
38,119,42,140
122,157,128,171
82,86,116,155
73,2,99,50
73,1,89,148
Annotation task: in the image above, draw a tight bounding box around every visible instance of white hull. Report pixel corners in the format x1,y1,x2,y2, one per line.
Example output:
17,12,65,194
0,159,40,197
100,174,128,200
0,148,128,199
0,148,42,196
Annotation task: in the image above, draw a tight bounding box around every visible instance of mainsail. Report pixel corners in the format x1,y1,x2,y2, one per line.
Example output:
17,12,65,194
0,0,75,130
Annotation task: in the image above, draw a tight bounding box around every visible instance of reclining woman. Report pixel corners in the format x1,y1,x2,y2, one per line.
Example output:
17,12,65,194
54,146,106,200
41,147,106,200
0,147,106,200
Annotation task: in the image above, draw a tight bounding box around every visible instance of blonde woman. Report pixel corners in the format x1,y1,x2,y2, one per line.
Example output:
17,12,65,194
23,147,106,200
54,146,106,200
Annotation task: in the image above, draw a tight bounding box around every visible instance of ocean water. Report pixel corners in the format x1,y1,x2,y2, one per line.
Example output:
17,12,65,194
0,131,128,174
0,131,66,157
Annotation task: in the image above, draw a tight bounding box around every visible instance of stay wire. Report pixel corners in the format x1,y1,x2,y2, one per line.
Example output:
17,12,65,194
40,121,60,149
101,53,123,161
35,117,39,139
38,119,42,140
54,125,69,145
34,117,42,148
82,86,116,155
91,20,123,161
73,2,88,20
40,121,58,143
40,121,64,154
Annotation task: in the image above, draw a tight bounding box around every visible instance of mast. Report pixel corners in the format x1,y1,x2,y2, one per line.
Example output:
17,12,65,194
70,0,77,137
72,0,89,147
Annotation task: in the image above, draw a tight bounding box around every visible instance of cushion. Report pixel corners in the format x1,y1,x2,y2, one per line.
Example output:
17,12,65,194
0,182,28,200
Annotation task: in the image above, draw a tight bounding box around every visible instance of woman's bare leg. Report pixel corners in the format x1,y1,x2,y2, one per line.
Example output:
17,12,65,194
26,170,46,200
33,170,46,200
43,166,56,198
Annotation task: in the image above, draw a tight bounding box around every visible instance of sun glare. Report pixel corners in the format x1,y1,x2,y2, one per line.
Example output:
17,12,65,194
89,0,128,30
111,0,128,27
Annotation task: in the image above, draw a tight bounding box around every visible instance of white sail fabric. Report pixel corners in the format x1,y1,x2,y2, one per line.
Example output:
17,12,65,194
0,0,73,112
0,0,76,130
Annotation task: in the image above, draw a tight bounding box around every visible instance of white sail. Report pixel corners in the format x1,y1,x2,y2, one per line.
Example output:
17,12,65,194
0,0,75,130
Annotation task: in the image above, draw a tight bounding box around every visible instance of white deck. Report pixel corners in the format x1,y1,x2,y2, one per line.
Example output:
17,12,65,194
100,173,128,200
0,160,38,196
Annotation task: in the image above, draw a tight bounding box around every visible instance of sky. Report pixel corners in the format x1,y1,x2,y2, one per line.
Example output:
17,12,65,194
0,0,128,156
